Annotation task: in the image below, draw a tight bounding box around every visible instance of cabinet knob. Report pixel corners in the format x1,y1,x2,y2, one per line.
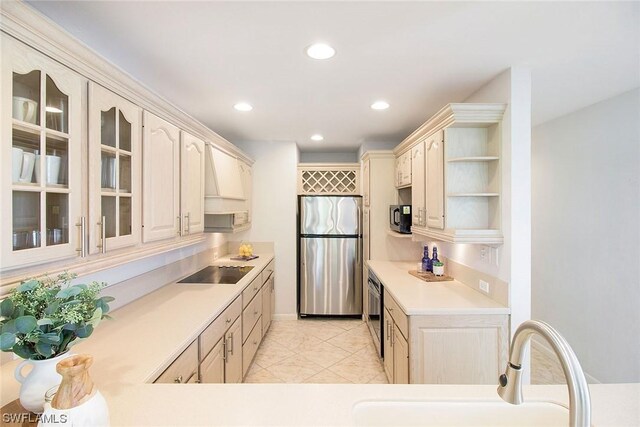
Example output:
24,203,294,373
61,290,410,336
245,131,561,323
254,310,258,315
226,318,231,324
253,340,258,345
174,375,183,383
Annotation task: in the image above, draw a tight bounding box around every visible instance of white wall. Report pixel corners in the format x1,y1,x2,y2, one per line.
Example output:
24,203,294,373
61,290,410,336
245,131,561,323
532,88,640,383
235,141,299,317
299,151,358,163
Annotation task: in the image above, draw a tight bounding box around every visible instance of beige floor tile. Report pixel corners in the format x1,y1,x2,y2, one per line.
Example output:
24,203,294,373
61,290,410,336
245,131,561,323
367,371,390,384
243,365,283,383
328,353,385,383
253,341,295,368
327,319,366,331
327,328,374,353
296,341,352,368
299,323,346,341
304,369,353,384
266,353,324,382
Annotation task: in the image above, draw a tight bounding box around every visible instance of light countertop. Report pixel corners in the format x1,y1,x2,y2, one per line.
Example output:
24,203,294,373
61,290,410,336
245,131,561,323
2,253,638,426
367,260,509,315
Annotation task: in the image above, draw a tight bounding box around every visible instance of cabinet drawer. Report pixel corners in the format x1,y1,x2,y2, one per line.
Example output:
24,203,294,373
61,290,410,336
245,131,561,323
242,288,263,343
262,259,275,284
200,296,242,360
242,320,262,377
385,293,408,339
242,276,262,308
154,340,198,384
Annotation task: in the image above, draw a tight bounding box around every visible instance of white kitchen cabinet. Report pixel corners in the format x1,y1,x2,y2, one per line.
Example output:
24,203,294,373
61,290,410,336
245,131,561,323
362,158,370,207
411,141,425,228
154,340,198,384
142,111,180,243
395,104,506,245
224,317,243,383
410,314,509,384
88,82,142,254
200,337,225,383
180,132,205,236
199,297,242,384
383,294,410,384
1,36,84,269
239,160,252,223
262,273,274,334
395,151,411,188
425,130,445,230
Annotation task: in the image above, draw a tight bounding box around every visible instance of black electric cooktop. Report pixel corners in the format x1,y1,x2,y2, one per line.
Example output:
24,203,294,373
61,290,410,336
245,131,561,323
178,265,254,284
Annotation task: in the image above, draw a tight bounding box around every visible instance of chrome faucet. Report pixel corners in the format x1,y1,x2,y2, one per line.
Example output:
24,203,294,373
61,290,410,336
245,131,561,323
497,320,591,427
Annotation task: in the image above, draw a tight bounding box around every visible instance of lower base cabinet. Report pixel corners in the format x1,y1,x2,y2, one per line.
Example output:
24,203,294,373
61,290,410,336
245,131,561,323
224,318,243,383
154,340,198,384
383,293,508,385
242,320,263,377
410,314,508,384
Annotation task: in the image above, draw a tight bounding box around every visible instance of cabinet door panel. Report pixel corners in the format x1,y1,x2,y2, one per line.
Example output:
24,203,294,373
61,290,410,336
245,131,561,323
362,158,370,207
411,141,425,227
180,132,205,235
261,278,272,334
142,111,180,242
239,160,252,223
383,307,394,383
225,317,243,383
393,330,409,384
89,82,141,253
200,338,225,383
426,130,445,229
1,36,83,268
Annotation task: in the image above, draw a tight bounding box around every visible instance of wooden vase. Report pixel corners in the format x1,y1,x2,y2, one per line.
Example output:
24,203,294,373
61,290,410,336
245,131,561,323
51,354,96,410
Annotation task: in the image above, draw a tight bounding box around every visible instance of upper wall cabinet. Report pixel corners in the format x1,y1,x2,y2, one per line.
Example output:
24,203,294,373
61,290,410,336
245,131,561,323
1,37,84,269
396,103,506,246
395,151,411,188
410,142,425,227
88,82,142,254
180,132,205,235
142,111,180,243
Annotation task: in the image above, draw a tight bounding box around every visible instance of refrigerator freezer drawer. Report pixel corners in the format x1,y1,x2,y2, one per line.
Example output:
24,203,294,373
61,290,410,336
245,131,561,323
300,237,362,315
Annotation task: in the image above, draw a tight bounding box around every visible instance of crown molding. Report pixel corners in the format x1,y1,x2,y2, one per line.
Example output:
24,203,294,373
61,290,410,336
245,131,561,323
0,0,253,164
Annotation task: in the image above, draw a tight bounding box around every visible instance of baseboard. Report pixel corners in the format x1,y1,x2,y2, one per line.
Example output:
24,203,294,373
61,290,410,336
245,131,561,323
532,336,600,384
273,314,298,321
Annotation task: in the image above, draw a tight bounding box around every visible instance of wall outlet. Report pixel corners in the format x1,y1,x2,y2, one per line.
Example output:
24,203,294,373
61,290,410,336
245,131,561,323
479,280,490,294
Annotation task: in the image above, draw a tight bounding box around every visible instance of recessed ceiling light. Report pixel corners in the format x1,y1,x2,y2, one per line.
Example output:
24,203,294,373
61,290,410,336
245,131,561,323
234,102,253,112
311,134,324,141
306,43,336,60
371,101,390,110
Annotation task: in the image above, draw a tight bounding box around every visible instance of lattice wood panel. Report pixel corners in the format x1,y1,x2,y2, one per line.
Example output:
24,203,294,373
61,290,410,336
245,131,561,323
299,168,359,194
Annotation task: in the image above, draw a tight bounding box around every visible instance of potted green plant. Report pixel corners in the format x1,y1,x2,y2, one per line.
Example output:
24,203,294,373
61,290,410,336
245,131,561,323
0,272,113,413
433,261,445,276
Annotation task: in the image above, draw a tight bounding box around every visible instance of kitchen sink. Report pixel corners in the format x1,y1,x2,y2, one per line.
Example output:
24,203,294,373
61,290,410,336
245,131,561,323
351,399,570,427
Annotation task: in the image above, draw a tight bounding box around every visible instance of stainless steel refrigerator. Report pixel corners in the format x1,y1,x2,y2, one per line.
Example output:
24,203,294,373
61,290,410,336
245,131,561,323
298,195,362,316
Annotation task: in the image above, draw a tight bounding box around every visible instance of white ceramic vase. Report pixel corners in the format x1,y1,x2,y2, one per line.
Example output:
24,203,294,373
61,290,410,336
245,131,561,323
38,390,110,427
14,353,72,413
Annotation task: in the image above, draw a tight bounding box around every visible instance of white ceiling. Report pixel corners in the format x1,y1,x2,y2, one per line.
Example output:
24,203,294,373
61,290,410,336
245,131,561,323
27,1,640,152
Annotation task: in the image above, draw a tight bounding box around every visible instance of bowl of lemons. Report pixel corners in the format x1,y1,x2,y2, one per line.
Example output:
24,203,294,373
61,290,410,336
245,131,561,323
232,243,257,260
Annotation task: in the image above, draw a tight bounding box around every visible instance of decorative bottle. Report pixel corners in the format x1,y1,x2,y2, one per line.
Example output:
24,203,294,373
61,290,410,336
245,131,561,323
432,246,440,264
421,245,432,273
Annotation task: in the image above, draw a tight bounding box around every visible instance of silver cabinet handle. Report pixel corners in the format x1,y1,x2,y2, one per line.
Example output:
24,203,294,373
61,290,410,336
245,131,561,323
228,333,234,355
223,339,227,361
177,216,182,236
386,320,391,339
76,216,86,257
185,212,190,235
97,216,106,254
174,375,183,383
391,324,395,347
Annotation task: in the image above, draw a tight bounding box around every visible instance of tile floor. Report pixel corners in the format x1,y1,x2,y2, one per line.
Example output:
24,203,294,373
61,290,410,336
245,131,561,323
243,318,388,384
244,318,564,385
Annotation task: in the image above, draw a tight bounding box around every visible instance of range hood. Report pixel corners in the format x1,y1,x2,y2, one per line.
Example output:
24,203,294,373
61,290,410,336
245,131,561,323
204,143,250,232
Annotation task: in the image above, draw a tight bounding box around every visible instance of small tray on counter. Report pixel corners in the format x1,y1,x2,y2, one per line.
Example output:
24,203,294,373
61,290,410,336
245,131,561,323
229,255,259,261
409,270,454,282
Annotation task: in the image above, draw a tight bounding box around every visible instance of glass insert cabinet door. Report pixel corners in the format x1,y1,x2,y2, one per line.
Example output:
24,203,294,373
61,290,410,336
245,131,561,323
1,36,83,269
88,83,141,254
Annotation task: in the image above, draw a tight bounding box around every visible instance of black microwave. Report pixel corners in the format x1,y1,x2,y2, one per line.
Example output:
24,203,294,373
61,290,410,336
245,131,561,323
390,205,412,234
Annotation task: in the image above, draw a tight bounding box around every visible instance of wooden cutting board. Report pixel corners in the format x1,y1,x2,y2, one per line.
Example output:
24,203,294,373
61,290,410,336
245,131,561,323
408,270,454,282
